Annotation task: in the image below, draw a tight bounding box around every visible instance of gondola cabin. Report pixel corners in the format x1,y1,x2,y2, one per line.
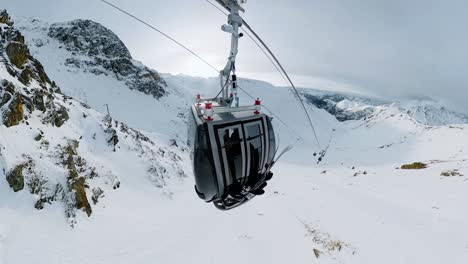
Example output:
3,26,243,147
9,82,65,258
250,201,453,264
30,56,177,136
102,0,305,210
188,100,276,210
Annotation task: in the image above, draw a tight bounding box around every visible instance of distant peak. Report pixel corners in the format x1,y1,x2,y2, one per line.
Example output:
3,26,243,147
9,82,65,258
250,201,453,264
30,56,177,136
48,19,132,60
44,18,167,98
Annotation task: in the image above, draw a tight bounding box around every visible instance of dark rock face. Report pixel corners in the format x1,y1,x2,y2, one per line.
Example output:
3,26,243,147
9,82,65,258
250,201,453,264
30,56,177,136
49,19,131,59
64,141,92,217
0,10,14,26
6,164,25,192
48,19,168,98
6,42,29,68
1,14,55,89
2,92,24,127
0,11,69,128
0,80,25,126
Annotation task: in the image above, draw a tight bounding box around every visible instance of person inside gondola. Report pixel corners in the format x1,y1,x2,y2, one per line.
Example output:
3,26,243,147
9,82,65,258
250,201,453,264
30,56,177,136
223,129,245,197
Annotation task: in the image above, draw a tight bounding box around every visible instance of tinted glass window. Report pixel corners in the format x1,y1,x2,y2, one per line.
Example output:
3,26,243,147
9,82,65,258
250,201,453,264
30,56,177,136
246,124,263,175
223,128,243,181
247,125,261,138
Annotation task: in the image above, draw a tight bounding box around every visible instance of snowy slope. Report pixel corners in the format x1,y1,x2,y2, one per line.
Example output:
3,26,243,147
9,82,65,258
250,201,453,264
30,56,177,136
1,11,468,264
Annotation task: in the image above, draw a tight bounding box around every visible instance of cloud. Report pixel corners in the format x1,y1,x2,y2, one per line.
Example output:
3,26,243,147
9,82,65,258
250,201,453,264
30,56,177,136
4,0,468,112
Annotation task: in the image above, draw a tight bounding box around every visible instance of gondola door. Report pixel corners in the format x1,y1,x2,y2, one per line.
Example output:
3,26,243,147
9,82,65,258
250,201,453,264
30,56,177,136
208,117,271,199
215,125,247,193
244,120,268,177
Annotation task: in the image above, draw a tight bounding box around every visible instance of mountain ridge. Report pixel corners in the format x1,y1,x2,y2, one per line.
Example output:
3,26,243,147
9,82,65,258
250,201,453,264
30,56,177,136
301,88,468,126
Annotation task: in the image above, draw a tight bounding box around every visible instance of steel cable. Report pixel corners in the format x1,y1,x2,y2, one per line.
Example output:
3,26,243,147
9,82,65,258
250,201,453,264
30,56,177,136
99,0,310,144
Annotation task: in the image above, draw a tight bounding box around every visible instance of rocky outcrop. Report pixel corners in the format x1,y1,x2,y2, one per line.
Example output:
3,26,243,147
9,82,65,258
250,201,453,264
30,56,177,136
49,19,131,59
48,104,69,127
0,15,69,128
6,164,25,192
1,14,55,89
0,80,24,127
2,90,24,127
6,42,29,68
63,141,92,217
1,10,66,128
48,19,168,98
0,10,14,26
0,78,69,128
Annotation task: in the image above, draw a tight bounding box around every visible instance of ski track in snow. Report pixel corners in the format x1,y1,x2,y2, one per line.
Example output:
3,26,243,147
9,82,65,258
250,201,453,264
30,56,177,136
0,16,467,264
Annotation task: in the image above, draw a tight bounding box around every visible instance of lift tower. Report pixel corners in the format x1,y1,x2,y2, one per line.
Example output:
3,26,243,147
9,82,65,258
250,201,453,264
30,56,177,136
216,0,247,107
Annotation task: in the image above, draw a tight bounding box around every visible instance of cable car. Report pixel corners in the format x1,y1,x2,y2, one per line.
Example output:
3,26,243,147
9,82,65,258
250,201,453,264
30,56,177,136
188,99,277,210
187,0,279,210
101,0,319,210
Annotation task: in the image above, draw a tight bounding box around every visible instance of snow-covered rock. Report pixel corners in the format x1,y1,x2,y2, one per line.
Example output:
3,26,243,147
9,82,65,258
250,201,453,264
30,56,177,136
302,91,378,122
0,10,185,226
47,19,167,99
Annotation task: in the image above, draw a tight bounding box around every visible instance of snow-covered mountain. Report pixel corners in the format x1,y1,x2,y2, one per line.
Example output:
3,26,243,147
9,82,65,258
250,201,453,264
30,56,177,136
302,88,468,126
1,10,468,264
0,10,185,226
48,19,167,99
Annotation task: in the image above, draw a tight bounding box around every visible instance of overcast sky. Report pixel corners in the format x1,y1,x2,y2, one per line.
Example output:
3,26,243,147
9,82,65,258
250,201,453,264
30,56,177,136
3,0,468,112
